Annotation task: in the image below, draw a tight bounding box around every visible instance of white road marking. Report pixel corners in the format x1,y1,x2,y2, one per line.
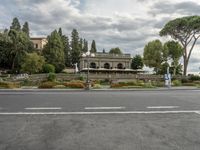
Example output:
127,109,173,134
147,106,179,109
0,110,199,115
85,107,126,110
25,107,62,110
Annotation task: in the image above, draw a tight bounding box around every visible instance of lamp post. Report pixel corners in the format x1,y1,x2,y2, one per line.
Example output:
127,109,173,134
82,51,95,90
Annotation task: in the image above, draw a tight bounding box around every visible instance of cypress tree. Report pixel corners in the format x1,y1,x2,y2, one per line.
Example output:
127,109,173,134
43,30,65,72
82,39,88,52
71,29,81,65
90,40,97,53
10,17,21,31
22,22,30,37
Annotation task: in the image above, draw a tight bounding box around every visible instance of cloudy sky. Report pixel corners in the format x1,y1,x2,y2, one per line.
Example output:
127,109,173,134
0,0,200,73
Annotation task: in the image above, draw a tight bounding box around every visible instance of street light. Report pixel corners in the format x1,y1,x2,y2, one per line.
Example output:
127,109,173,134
82,51,95,90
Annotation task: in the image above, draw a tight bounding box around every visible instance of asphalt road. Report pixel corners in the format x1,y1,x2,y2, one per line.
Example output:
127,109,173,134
0,90,200,150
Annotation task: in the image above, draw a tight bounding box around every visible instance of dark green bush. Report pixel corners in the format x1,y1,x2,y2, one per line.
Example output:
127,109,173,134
43,64,55,73
189,75,200,81
64,82,85,88
47,73,56,82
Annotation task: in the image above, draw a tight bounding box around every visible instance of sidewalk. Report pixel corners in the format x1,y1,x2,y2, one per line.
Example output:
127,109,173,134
0,86,199,92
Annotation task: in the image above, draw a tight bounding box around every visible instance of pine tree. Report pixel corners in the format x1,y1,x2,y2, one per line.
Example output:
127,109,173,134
43,30,65,73
71,29,81,65
90,40,97,53
10,17,21,31
22,22,29,37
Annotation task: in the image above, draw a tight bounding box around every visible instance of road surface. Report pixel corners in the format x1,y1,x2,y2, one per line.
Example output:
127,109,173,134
0,90,200,150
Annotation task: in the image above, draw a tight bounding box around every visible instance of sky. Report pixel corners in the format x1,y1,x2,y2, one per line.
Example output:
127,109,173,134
0,0,200,73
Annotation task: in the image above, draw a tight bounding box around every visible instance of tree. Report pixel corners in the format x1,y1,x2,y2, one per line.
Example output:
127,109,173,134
21,52,45,74
82,39,88,52
164,41,183,75
71,29,81,65
160,16,200,75
109,47,122,54
8,29,31,71
131,55,144,69
22,22,30,37
10,17,21,31
43,30,65,73
143,40,163,74
90,40,97,53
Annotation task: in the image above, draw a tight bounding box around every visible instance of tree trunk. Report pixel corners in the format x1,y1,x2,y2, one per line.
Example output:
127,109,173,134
183,58,188,76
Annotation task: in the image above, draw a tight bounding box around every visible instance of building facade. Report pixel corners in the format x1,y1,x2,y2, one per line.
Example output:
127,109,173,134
79,52,135,72
30,37,47,50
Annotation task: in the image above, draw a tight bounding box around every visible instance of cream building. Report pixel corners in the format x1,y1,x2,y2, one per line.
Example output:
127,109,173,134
30,37,47,50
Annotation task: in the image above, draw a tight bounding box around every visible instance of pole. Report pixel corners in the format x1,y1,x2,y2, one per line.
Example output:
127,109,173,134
86,55,90,90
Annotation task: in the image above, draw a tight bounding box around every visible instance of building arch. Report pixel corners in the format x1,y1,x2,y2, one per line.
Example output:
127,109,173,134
117,63,123,69
104,63,110,69
90,62,96,68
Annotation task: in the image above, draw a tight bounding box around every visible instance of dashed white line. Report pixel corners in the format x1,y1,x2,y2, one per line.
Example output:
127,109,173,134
84,107,126,110
0,110,199,115
25,107,62,110
147,106,179,109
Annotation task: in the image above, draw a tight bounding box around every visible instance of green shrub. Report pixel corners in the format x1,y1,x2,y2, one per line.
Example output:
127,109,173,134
47,73,56,82
43,64,55,73
172,80,182,86
142,82,154,88
93,84,102,89
189,75,200,81
38,82,56,89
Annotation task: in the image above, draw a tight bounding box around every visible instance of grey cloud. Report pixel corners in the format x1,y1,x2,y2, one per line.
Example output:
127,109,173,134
150,1,200,16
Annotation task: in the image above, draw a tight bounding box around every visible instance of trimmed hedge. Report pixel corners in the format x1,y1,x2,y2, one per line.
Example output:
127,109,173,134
64,82,85,89
38,82,57,89
0,82,20,89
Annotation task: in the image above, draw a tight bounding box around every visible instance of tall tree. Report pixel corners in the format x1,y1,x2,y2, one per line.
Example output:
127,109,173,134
164,41,183,75
71,29,81,65
82,39,88,52
10,17,21,31
160,16,200,75
109,47,122,54
8,29,31,71
131,55,144,69
58,28,71,67
143,40,163,74
22,22,30,37
90,40,97,53
43,30,65,73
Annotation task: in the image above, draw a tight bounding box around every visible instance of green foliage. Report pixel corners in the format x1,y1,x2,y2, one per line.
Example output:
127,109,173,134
172,80,182,86
143,40,163,74
43,64,55,73
90,40,97,53
160,16,200,75
82,39,88,52
21,52,45,74
22,22,30,37
47,73,56,82
131,55,144,69
109,47,122,54
189,75,200,81
10,17,21,31
43,30,65,73
71,29,81,65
